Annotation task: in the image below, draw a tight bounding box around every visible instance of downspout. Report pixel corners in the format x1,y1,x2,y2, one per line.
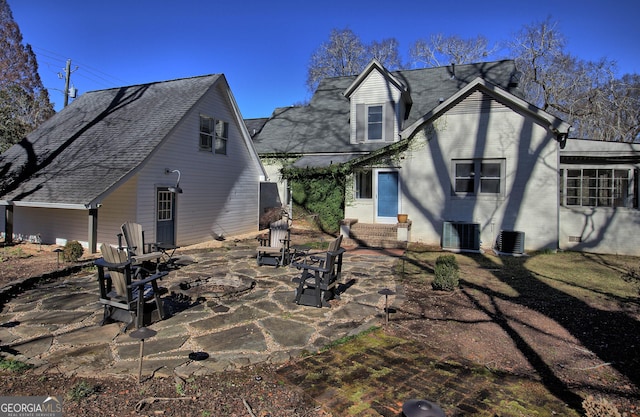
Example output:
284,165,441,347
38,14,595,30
555,132,568,252
4,204,13,244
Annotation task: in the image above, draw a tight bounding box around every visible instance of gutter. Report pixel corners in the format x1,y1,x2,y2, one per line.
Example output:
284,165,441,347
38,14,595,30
0,200,90,210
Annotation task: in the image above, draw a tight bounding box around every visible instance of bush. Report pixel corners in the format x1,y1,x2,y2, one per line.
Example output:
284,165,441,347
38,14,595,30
432,254,459,291
63,240,84,262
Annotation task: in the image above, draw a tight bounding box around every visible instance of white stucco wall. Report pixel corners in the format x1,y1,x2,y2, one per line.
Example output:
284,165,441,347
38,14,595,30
558,139,640,256
346,91,561,251
560,207,640,256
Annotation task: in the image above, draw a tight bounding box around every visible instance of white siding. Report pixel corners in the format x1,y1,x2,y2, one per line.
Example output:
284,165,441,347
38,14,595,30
346,91,560,251
135,82,262,246
12,207,87,246
97,178,138,246
5,80,263,249
4,179,137,248
349,70,402,143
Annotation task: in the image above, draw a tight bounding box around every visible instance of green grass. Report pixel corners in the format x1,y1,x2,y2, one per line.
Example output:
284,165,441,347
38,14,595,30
0,357,33,372
400,249,640,302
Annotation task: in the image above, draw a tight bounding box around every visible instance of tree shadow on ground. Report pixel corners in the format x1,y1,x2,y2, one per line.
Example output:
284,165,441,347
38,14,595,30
460,252,640,409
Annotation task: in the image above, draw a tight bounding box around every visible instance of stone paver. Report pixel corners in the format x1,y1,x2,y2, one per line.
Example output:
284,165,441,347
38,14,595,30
0,240,404,378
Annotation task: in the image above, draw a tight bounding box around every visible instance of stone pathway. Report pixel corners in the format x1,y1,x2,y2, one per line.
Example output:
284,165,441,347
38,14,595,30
0,240,404,379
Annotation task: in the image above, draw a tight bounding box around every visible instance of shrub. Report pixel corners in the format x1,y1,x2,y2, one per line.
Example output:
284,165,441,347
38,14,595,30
432,254,459,291
63,240,84,262
67,381,96,402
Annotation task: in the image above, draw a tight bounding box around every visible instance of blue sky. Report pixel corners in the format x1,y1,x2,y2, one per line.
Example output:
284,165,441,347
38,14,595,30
9,0,640,118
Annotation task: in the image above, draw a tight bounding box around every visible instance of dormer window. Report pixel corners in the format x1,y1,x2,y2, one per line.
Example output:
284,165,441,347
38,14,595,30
355,102,395,143
367,105,383,140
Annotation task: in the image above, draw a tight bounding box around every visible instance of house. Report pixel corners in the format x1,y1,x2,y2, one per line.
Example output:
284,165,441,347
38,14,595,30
559,139,640,256
251,60,640,256
0,74,267,252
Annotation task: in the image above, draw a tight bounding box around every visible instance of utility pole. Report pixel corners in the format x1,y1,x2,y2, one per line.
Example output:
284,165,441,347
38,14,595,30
62,59,78,107
63,59,71,107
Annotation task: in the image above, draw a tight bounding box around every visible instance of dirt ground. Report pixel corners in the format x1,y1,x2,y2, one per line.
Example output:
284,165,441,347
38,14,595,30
1,239,639,416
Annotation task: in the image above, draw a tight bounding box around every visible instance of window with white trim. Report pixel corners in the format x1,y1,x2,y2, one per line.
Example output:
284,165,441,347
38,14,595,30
367,105,383,140
561,168,632,208
199,115,229,154
199,115,213,151
453,159,504,196
355,170,372,199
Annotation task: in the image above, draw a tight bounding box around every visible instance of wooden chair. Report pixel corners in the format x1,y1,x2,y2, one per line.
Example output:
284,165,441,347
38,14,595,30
95,243,167,330
292,236,345,308
256,218,292,267
118,222,164,270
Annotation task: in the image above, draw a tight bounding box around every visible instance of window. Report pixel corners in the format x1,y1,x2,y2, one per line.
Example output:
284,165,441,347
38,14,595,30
200,115,228,154
215,120,228,155
157,190,173,221
199,115,213,151
453,159,504,196
355,170,372,199
562,168,631,208
367,105,383,140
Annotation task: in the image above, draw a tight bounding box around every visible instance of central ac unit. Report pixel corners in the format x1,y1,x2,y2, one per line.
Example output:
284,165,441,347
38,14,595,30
442,222,480,251
496,230,525,255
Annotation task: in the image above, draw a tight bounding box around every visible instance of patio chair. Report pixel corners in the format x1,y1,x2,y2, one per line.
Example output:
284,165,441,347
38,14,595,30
256,218,292,267
95,243,168,330
118,222,164,271
292,236,345,308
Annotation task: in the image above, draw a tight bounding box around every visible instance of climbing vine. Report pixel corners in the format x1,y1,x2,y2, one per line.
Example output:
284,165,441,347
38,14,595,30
278,131,432,232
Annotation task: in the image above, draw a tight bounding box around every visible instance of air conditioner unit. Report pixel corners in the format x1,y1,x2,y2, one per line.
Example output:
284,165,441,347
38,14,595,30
442,222,480,251
496,230,525,255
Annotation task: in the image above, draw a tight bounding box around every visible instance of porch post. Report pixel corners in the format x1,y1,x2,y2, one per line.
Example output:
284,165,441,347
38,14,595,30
4,205,13,244
88,208,98,253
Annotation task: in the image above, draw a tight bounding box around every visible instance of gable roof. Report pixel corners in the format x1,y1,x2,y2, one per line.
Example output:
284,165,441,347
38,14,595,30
252,60,522,156
0,74,226,208
343,77,571,170
402,76,571,139
343,59,408,99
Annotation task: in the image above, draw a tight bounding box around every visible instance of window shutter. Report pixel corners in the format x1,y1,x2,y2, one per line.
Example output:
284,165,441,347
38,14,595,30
635,169,639,208
356,104,365,143
384,101,395,142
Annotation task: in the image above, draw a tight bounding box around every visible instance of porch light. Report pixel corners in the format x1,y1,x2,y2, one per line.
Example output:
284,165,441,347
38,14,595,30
165,169,183,194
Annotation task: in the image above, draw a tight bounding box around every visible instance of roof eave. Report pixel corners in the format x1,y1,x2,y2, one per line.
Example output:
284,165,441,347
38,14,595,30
401,77,571,139
0,200,89,209
343,59,407,98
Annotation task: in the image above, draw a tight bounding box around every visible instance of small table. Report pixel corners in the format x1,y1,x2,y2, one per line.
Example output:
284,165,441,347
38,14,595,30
290,245,311,264
156,243,179,266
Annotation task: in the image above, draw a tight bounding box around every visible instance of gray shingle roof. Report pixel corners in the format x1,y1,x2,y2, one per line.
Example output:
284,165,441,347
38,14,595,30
0,74,222,207
252,60,521,155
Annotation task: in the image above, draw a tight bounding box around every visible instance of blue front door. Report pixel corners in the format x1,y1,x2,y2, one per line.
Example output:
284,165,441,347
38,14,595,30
376,171,399,222
156,188,176,245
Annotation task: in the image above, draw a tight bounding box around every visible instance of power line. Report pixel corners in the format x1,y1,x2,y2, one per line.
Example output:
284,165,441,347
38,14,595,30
31,45,130,91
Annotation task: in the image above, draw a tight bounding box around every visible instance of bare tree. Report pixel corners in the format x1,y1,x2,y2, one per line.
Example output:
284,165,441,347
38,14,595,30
306,28,367,92
0,0,54,152
409,34,498,68
306,29,404,92
368,38,403,70
511,17,639,142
